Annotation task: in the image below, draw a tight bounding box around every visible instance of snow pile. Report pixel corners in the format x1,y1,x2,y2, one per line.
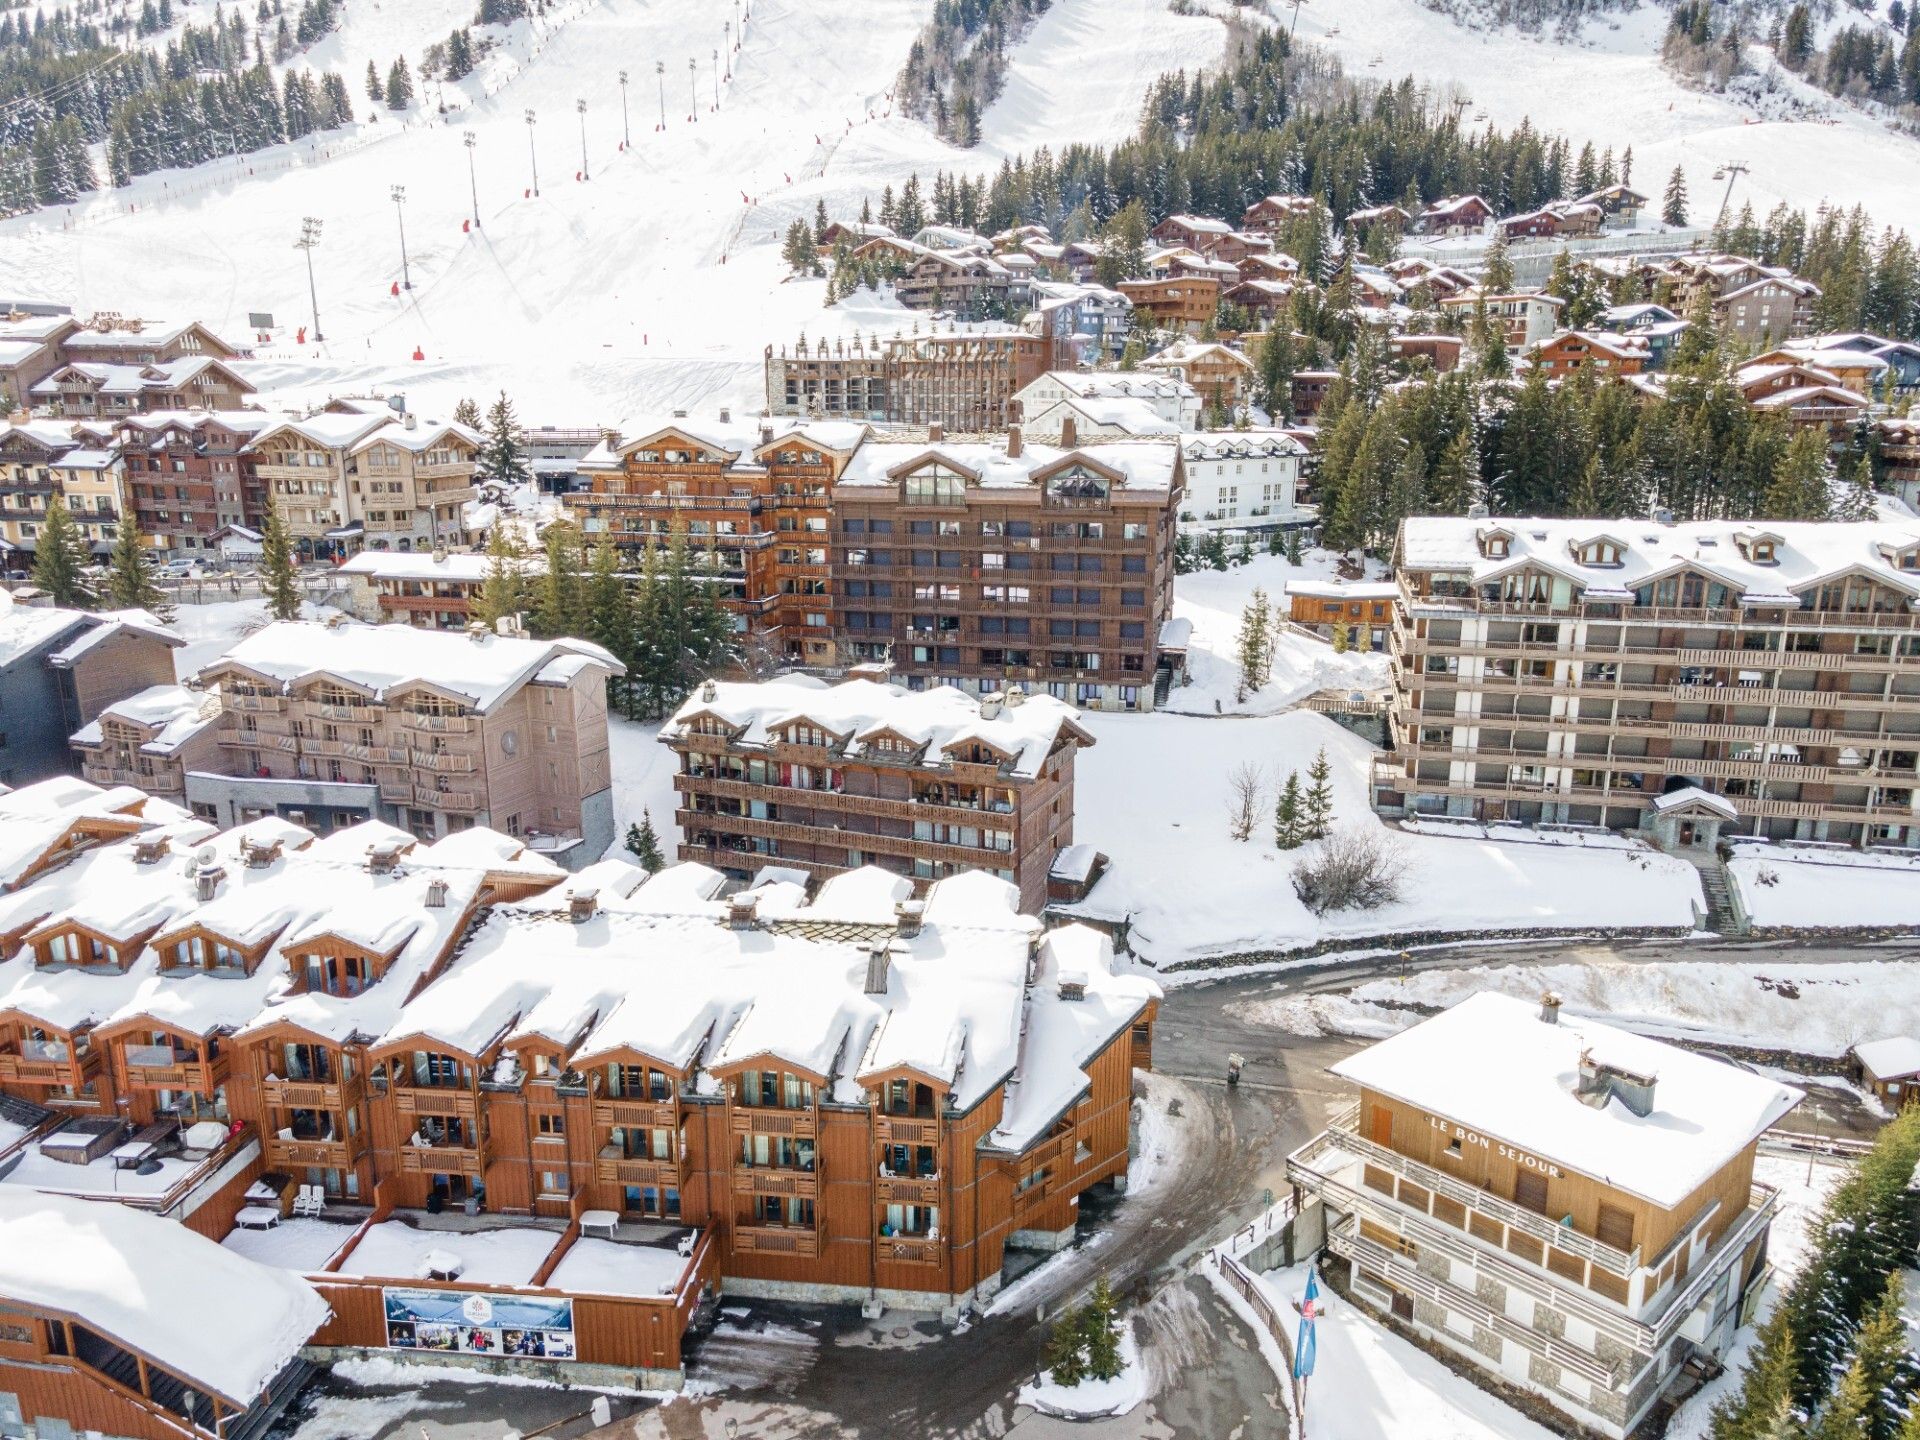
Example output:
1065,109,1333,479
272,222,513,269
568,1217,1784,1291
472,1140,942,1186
1234,956,1920,1059
1069,710,1701,966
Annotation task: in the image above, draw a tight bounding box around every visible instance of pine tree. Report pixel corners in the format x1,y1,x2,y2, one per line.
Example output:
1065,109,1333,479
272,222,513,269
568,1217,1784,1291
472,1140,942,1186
1043,1308,1088,1387
1083,1278,1123,1383
385,55,414,110
782,218,817,276
1275,771,1306,849
1235,588,1272,701
1303,747,1334,839
1838,1273,1913,1440
1764,429,1834,521
32,496,93,608
1428,427,1482,514
1711,1318,1801,1440
475,521,527,629
1835,454,1878,521
625,810,665,872
104,515,172,620
1482,229,1515,294
530,520,586,638
259,500,301,621
1664,165,1689,227
479,391,531,486
584,537,636,707
365,58,380,102
453,396,482,428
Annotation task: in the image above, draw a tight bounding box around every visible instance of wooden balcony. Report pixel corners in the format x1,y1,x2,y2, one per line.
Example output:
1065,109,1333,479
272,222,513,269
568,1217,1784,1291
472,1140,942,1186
731,1166,820,1199
875,1115,938,1146
260,1077,343,1110
399,1143,485,1178
877,1236,942,1265
728,1107,818,1139
678,811,1009,872
0,1043,94,1086
732,1225,820,1258
593,1153,684,1186
392,1087,478,1119
417,787,482,814
592,1098,678,1128
397,713,475,735
266,1133,361,1170
120,1048,225,1092
876,1175,940,1206
224,692,286,713
411,750,477,774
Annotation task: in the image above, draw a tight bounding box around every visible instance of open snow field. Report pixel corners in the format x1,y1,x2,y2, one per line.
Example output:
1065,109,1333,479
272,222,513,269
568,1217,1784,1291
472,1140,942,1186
1072,708,1701,966
1232,954,1920,1058
1729,847,1920,932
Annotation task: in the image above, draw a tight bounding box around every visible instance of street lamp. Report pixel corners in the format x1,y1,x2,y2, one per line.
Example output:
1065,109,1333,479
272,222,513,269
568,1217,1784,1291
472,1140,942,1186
618,69,631,148
655,59,666,131
463,130,480,228
525,108,539,196
576,98,589,180
390,185,411,290
712,48,720,110
687,57,697,122
723,23,731,78
295,216,324,342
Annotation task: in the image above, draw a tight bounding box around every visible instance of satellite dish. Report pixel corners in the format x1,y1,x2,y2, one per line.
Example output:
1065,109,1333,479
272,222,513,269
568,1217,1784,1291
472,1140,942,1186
195,845,217,868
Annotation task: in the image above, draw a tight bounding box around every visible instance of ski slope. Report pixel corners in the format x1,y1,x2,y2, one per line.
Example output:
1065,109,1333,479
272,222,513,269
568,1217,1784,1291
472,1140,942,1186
1295,0,1920,237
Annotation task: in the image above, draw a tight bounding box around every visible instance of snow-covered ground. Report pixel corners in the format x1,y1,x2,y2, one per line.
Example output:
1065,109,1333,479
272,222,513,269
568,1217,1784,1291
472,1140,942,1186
1164,551,1391,716
1295,0,1920,237
1232,955,1918,1058
1016,1328,1149,1420
1253,1154,1848,1440
1071,709,1702,967
606,715,680,860
1729,848,1920,932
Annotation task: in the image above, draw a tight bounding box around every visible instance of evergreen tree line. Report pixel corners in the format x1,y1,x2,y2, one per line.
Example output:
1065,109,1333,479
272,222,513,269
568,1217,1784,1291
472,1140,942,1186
29,491,176,622
1308,318,1884,554
1709,1106,1920,1440
897,0,1051,148
106,62,352,186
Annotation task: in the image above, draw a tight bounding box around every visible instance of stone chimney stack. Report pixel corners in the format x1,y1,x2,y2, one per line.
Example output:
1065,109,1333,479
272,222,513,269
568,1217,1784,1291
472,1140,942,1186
1005,424,1023,459
1539,991,1562,1025
928,422,944,443
1060,414,1078,449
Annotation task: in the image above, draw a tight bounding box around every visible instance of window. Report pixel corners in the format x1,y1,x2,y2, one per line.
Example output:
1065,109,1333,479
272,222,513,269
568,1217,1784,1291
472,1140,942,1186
540,1168,570,1197
537,1112,565,1138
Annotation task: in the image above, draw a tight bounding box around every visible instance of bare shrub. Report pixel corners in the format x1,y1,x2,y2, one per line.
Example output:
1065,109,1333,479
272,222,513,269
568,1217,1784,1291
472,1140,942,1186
1292,826,1409,915
1226,761,1265,842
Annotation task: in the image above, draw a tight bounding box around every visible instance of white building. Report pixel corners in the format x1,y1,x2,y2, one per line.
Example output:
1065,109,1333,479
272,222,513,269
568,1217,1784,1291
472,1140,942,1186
1178,430,1310,534
1289,992,1801,1438
1014,371,1201,430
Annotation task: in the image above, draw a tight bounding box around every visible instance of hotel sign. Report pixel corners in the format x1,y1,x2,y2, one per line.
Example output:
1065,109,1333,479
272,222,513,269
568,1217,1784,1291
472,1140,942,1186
1427,1114,1563,1178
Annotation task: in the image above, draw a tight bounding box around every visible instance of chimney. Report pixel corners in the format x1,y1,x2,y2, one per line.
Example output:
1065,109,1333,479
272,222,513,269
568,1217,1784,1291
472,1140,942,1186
1005,423,1023,459
893,899,924,940
467,620,491,643
495,613,525,639
928,422,944,443
243,838,281,869
1004,683,1025,708
601,426,622,449
718,406,732,424
1539,991,1562,1025
1057,969,1087,1002
760,419,775,446
1651,506,1675,526
1059,414,1078,449
865,938,892,995
426,879,449,908
1466,502,1490,520
700,679,717,702
672,408,688,419
196,863,226,902
1610,1068,1658,1118
569,886,600,923
133,835,170,865
367,839,406,875
728,892,760,930
402,412,417,431
979,691,1003,721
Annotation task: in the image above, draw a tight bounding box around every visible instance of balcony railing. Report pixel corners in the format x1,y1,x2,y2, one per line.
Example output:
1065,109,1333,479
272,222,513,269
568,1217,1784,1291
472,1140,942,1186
732,1224,820,1258
728,1107,818,1139
399,1142,485,1177
260,1077,342,1110
392,1087,478,1119
876,1174,940,1205
877,1236,942,1264
730,1166,819,1198
875,1115,939,1146
591,1097,677,1128
594,1152,685,1186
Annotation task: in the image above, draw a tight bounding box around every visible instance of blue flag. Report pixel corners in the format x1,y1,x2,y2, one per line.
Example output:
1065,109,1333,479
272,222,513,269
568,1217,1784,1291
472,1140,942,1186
1293,1266,1320,1380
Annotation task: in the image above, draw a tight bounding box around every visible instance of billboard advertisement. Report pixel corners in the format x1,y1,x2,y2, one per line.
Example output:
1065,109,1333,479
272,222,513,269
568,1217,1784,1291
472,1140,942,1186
382,1287,577,1360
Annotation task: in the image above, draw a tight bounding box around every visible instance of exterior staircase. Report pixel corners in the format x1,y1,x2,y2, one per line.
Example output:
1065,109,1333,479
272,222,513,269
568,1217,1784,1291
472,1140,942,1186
1681,849,1748,937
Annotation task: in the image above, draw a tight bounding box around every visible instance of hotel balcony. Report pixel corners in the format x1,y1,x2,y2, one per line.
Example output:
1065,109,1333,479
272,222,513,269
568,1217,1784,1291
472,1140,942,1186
730,1165,820,1199
0,1039,97,1087
259,1076,349,1110
728,1106,818,1140
398,1140,486,1178
121,1044,226,1092
391,1086,479,1119
731,1224,820,1258
591,1097,678,1129
265,1129,363,1171
874,1114,939,1146
593,1150,689,1187
876,1235,942,1265
875,1173,940,1206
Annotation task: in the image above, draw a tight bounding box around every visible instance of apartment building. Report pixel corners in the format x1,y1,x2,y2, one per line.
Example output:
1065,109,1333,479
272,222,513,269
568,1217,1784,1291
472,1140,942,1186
70,684,222,805
1115,277,1220,334
1178,430,1310,535
1438,291,1566,349
1377,516,1920,848
0,596,182,785
118,411,278,549
187,617,623,864
1289,991,1799,1437
246,409,480,560
1014,371,1201,432
47,438,128,552
661,675,1091,909
886,330,1052,432
0,796,1158,1398
830,427,1184,711
571,415,866,667
335,549,542,630
764,335,892,421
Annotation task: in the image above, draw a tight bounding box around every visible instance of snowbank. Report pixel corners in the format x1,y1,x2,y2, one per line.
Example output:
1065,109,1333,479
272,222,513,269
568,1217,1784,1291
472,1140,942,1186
1729,849,1920,932
1233,956,1917,1058
1071,710,1700,966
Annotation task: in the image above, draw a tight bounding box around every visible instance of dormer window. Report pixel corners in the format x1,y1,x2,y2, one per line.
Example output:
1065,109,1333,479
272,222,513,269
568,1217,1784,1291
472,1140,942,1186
171,935,246,975
902,467,967,506
1578,541,1623,567
297,951,375,996
1751,540,1777,563
1482,532,1511,560
41,931,119,969
785,724,830,748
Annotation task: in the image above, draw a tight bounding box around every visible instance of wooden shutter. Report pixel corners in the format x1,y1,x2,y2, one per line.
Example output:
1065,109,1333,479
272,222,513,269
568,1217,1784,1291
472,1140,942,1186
1514,1169,1550,1215
1596,1202,1635,1252
1366,1104,1393,1147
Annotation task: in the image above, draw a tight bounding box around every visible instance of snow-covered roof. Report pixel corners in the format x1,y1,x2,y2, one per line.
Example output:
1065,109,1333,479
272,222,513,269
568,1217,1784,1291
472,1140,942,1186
1650,786,1738,819
30,356,246,399
0,1187,327,1405
45,608,182,666
1398,516,1920,605
1331,991,1802,1208
197,620,621,712
378,866,1156,1148
1158,213,1233,235
1182,429,1305,460
1140,340,1256,373
0,590,89,670
347,419,482,456
1020,371,1196,403
663,675,1093,781
1852,1035,1920,1080
0,776,153,890
335,550,530,584
837,438,1179,494
1031,396,1180,437
1284,579,1398,600
70,683,217,754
